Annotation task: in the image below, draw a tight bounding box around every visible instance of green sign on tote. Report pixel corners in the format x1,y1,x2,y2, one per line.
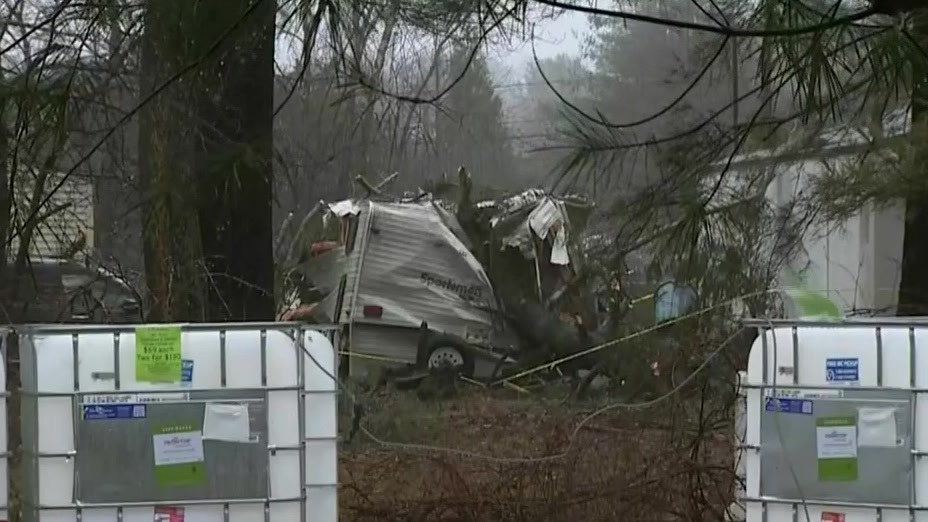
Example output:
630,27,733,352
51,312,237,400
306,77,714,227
816,416,858,482
152,422,206,487
135,326,182,382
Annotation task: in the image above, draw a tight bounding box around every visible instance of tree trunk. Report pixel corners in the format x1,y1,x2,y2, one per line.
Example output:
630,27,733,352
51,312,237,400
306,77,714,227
0,120,9,280
139,0,274,322
192,0,276,321
897,9,928,316
93,0,130,266
138,0,206,321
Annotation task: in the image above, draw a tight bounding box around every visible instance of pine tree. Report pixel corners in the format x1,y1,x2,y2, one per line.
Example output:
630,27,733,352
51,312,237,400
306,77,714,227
436,45,519,193
139,0,275,321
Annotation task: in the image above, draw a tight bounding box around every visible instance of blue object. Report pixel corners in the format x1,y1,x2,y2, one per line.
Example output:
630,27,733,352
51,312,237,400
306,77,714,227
654,281,698,324
765,397,813,415
826,358,859,383
181,359,193,388
83,404,147,420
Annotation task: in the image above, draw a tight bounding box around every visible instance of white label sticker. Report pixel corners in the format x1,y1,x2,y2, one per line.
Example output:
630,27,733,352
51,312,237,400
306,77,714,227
816,424,858,459
82,394,137,404
764,388,844,399
82,392,190,404
152,430,205,466
858,407,899,448
202,403,253,443
136,392,189,403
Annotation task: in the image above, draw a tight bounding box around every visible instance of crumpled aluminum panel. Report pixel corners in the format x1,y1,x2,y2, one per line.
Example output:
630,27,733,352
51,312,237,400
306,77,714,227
341,201,498,344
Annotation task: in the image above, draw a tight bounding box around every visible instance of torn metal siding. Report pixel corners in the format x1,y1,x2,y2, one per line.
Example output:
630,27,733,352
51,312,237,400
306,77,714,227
342,201,498,343
300,245,346,296
337,206,372,323
475,188,547,213
472,190,593,268
496,197,573,265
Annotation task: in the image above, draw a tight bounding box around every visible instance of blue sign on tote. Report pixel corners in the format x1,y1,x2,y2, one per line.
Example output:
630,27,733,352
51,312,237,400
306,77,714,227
765,397,813,415
83,404,147,420
826,358,859,383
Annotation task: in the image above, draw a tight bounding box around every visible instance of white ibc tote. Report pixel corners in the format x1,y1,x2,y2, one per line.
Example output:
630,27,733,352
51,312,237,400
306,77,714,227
0,329,9,522
741,318,928,522
16,323,337,522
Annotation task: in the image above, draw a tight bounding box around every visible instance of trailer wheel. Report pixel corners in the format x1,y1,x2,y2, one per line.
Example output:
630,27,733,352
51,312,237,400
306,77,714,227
417,322,477,378
428,346,465,369
426,342,475,377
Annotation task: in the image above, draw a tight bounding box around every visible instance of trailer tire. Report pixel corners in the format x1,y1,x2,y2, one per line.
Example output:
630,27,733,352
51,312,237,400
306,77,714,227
416,321,477,378
424,338,476,377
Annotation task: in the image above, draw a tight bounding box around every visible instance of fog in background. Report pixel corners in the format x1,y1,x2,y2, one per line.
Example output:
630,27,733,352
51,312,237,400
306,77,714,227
5,0,788,281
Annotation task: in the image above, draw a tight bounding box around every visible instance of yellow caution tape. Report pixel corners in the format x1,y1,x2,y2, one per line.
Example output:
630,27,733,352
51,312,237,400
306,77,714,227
495,290,769,385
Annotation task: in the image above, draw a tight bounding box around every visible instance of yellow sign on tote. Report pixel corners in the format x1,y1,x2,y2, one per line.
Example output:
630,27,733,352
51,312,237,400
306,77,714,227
135,326,182,382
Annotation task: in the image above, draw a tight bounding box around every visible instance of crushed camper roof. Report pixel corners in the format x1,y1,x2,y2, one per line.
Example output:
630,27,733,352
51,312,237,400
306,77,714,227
474,189,590,213
475,188,547,210
338,189,592,223
395,188,591,216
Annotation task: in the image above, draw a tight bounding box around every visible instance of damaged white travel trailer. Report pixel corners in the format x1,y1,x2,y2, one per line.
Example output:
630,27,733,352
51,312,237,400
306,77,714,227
289,190,592,379
331,197,506,378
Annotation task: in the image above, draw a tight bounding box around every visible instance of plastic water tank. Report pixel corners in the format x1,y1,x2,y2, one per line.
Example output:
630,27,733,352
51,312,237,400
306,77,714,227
0,329,8,522
654,281,697,324
742,318,928,522
16,323,337,522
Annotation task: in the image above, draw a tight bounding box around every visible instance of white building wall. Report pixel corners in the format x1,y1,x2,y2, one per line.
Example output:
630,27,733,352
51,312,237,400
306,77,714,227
760,155,904,314
7,170,94,262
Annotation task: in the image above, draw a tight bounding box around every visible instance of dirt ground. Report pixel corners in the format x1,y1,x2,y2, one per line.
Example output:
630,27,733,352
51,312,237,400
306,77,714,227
338,387,738,522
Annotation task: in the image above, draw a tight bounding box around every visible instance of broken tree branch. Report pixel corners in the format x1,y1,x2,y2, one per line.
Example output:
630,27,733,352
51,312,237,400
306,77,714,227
353,171,399,197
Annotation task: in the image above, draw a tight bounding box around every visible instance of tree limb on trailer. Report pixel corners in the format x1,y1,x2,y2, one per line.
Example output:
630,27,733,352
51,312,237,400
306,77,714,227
354,172,399,197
